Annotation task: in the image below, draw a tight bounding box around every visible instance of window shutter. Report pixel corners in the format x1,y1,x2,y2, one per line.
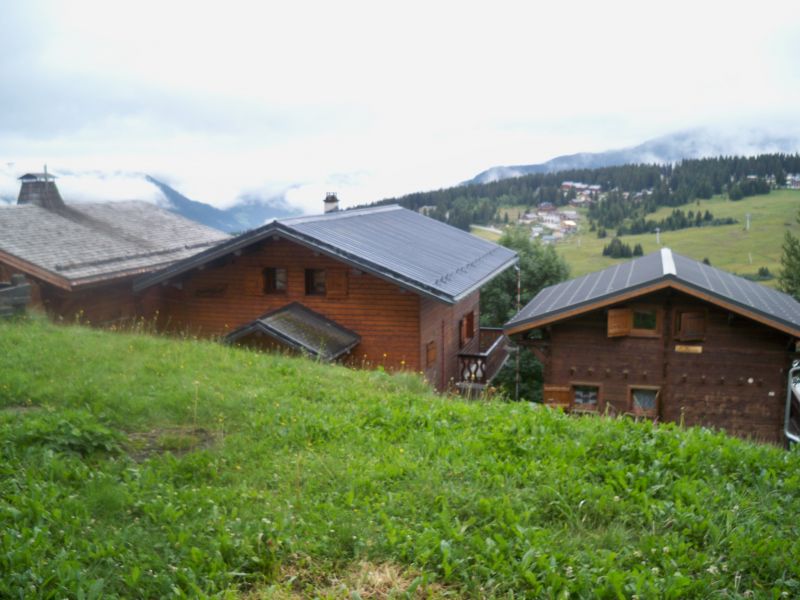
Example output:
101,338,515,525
678,311,706,341
607,308,632,337
326,268,348,298
543,385,571,409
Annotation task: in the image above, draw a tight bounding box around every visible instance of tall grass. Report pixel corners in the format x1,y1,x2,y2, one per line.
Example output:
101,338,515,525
1,317,799,597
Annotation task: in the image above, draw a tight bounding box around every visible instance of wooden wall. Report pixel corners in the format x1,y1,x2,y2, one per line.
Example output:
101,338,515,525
535,289,792,442
0,259,138,325
420,291,480,390
146,238,424,374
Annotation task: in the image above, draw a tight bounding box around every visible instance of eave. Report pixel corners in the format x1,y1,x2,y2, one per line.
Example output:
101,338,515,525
504,276,800,340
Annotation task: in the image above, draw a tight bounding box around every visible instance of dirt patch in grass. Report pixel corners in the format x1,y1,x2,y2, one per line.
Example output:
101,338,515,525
126,426,220,460
0,404,42,414
246,561,450,599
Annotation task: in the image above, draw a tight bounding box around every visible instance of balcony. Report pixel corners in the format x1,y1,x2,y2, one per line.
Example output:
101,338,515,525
457,327,510,391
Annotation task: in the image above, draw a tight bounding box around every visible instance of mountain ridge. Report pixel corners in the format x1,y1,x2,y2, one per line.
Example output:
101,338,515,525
469,127,800,184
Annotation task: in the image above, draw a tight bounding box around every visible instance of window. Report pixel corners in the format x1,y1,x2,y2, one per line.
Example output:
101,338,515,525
305,269,326,295
607,305,661,338
675,310,706,341
630,387,659,417
571,384,599,412
459,311,475,348
426,341,437,367
263,267,287,294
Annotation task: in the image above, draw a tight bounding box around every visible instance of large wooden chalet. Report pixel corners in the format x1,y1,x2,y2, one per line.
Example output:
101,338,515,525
134,197,518,391
505,248,800,443
0,173,228,323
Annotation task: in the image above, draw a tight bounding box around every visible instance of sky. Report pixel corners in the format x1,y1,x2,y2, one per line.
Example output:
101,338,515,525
2,0,799,213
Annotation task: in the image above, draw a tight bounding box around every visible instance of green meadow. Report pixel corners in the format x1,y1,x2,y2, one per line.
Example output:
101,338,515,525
557,190,800,282
1,317,800,598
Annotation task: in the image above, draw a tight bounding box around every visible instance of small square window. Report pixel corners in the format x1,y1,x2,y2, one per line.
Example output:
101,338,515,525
633,309,657,330
263,267,287,294
572,385,599,411
305,269,326,295
676,310,706,341
630,387,659,417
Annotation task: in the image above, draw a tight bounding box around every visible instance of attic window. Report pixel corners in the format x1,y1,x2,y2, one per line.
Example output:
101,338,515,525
607,306,662,338
263,267,287,294
305,269,326,296
676,310,706,341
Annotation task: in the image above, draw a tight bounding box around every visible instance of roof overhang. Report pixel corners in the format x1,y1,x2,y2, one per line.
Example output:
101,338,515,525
505,276,800,339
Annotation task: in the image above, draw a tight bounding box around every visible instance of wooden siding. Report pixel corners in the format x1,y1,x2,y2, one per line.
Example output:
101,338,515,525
532,289,792,442
147,238,423,375
0,258,138,324
420,291,480,390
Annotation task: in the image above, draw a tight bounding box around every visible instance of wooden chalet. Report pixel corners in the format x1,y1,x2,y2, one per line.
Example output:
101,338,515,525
505,248,800,443
134,198,518,391
0,173,229,323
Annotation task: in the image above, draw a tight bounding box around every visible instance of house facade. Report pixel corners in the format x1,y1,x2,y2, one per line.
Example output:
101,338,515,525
0,173,229,324
135,201,518,390
505,249,800,443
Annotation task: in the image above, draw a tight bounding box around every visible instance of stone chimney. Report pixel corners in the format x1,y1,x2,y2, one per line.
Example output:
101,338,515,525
324,192,339,214
17,168,65,211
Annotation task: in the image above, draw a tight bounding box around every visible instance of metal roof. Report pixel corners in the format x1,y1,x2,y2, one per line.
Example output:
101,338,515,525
0,201,228,288
135,205,518,304
225,302,360,361
505,248,800,337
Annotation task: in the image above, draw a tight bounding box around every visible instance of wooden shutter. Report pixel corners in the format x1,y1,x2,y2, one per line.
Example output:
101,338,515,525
677,311,706,341
326,268,348,299
607,308,632,337
543,385,571,409
426,341,437,367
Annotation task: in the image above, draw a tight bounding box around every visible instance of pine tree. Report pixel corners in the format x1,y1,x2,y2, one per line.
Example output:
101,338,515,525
779,217,800,300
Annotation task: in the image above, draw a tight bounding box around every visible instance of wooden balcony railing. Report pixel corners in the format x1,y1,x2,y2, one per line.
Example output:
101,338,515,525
457,327,508,386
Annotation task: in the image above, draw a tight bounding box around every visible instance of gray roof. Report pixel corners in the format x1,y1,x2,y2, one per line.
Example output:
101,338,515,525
506,248,800,336
0,201,228,288
135,205,518,303
225,302,360,361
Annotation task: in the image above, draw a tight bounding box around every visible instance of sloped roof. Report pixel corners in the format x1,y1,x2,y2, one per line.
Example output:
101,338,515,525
225,302,360,361
505,248,800,337
0,201,228,289
135,205,518,304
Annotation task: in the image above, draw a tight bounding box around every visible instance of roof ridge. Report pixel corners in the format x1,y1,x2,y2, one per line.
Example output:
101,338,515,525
279,204,401,225
661,247,676,276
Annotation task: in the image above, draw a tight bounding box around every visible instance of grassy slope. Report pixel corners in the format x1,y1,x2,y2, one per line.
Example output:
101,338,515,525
556,189,800,281
2,318,800,598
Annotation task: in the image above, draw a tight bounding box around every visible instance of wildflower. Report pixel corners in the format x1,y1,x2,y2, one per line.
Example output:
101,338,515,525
706,565,719,575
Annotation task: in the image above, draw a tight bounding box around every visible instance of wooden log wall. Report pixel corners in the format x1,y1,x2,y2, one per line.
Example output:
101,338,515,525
146,238,424,374
541,289,791,442
420,291,480,390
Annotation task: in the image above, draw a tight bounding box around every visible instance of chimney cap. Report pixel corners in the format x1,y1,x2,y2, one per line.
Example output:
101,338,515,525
18,172,58,182
324,192,338,203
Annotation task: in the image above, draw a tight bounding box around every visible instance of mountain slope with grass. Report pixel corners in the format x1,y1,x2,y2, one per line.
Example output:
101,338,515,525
1,318,799,598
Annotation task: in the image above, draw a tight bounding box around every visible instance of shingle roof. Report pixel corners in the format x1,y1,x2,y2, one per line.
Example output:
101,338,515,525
225,302,360,361
135,205,518,303
505,248,800,337
0,201,228,288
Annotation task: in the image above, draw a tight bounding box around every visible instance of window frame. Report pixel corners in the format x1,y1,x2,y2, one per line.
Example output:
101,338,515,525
607,304,663,338
263,267,287,295
304,268,326,296
628,385,660,418
570,382,602,413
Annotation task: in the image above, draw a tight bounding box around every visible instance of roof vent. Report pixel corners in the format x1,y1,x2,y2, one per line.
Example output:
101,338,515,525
324,192,339,214
17,166,65,211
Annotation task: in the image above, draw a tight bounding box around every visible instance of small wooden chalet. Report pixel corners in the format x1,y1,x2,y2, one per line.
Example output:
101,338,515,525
504,248,800,443
134,199,518,390
0,173,229,323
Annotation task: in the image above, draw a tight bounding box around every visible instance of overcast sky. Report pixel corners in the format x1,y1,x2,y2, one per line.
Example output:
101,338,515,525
2,0,799,212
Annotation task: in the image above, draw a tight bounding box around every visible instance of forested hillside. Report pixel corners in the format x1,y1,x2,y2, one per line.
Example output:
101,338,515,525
376,154,800,231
